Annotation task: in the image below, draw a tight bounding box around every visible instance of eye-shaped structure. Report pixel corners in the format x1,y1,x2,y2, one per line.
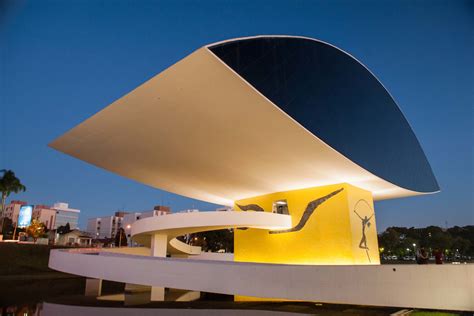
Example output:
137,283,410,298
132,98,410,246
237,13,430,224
46,37,463,310
50,36,438,205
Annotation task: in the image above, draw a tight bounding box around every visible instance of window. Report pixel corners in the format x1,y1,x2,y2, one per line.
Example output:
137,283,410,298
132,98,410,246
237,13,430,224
273,200,289,215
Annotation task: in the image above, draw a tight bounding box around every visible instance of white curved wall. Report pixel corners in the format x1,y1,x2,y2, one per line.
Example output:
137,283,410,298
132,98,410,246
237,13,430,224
131,211,292,247
49,249,474,311
169,238,201,255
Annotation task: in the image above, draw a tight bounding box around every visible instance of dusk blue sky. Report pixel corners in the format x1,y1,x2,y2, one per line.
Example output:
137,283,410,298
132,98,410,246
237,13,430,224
1,1,472,231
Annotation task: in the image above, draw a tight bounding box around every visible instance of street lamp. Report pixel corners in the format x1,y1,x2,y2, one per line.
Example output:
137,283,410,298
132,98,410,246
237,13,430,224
413,243,417,255
126,224,131,247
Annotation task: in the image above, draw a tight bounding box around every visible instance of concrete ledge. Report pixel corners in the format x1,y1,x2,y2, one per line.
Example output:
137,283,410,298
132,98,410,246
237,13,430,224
49,249,473,311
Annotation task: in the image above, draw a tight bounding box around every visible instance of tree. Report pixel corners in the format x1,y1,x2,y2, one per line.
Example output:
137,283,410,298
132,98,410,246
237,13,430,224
451,237,471,255
0,170,26,220
190,229,234,253
1,217,13,236
114,227,128,247
378,228,400,253
26,219,46,243
57,222,71,234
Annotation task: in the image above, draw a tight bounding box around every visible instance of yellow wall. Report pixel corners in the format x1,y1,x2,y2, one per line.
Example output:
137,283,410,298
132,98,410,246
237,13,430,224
234,183,380,266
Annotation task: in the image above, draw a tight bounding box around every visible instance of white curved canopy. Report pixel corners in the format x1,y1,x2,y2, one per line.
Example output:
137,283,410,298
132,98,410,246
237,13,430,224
50,45,422,205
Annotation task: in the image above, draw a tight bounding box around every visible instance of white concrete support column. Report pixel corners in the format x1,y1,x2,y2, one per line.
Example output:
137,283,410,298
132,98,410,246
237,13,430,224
150,233,167,301
84,278,102,297
151,286,166,301
150,233,167,257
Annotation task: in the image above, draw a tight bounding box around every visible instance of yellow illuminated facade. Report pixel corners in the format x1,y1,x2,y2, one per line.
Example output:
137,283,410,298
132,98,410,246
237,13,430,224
234,183,380,266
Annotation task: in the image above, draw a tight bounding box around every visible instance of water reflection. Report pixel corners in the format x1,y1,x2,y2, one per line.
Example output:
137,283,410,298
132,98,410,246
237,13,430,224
41,302,310,315
2,304,40,316
0,278,405,315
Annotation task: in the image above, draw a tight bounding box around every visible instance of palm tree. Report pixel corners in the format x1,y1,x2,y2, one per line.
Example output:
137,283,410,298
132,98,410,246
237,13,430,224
0,170,26,219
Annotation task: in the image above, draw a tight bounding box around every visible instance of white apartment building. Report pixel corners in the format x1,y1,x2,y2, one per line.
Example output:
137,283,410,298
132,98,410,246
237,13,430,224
51,202,80,229
3,201,80,230
88,206,172,239
2,200,27,224
87,212,125,239
176,208,200,213
33,205,57,230
216,207,233,212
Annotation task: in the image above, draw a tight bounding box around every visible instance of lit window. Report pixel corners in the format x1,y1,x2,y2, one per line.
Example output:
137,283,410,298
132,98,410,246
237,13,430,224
272,200,289,215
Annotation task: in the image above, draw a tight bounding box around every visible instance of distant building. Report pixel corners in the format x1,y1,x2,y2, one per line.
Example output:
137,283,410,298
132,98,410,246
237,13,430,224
32,205,57,230
2,200,27,224
153,205,171,214
88,205,172,239
177,209,199,213
56,229,92,246
216,207,233,212
121,212,143,236
52,202,80,229
3,201,80,230
87,211,126,239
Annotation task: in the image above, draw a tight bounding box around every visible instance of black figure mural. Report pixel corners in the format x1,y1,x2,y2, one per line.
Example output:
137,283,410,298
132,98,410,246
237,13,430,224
236,188,344,234
234,203,265,230
235,203,265,212
270,188,343,234
353,199,374,262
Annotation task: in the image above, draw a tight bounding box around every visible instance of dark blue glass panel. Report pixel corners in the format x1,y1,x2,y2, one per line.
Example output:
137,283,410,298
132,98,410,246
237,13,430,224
209,37,439,193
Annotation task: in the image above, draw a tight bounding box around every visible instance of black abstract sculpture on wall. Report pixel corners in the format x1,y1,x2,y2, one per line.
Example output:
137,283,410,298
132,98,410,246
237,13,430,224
235,203,265,212
236,188,344,234
353,199,375,262
234,203,265,230
269,188,343,234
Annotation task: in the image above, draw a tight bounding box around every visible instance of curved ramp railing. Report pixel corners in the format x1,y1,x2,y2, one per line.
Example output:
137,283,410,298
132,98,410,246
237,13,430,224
131,211,292,254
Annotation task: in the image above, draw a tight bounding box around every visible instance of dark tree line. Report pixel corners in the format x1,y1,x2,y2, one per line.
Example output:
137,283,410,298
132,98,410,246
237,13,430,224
184,225,473,260
186,229,234,253
114,227,128,247
56,223,71,234
378,225,473,259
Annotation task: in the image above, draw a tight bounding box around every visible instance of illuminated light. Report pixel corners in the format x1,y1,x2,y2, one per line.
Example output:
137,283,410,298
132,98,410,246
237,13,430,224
18,205,33,228
126,224,131,229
